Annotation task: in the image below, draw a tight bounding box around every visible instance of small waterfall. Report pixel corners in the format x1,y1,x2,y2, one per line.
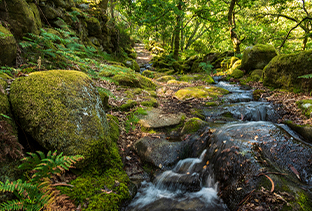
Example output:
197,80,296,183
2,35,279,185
127,150,228,210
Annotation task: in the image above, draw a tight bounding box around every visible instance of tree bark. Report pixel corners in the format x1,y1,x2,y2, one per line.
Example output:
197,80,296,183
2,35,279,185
173,0,182,60
228,0,243,54
99,0,109,11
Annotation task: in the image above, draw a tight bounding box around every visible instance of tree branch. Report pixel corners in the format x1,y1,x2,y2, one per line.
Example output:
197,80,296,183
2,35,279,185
279,17,312,50
302,0,310,17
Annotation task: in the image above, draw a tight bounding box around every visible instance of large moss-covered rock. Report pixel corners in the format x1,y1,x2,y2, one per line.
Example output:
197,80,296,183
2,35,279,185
0,76,23,199
85,16,102,36
0,0,41,38
0,25,17,66
112,73,156,90
10,70,113,167
263,50,312,91
241,44,277,72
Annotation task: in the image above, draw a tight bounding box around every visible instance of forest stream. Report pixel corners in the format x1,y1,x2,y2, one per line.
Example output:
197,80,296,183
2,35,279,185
123,68,312,210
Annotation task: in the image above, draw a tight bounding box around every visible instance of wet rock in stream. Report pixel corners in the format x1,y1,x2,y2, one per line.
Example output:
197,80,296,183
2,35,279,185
203,101,277,122
203,121,312,210
133,127,211,169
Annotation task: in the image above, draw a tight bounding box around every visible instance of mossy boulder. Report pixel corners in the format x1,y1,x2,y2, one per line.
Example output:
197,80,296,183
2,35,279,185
285,121,312,143
179,74,214,84
263,50,312,91
119,100,138,111
0,77,23,187
85,16,102,36
167,79,189,85
124,59,140,72
230,68,244,79
141,97,158,107
250,69,263,82
10,70,113,167
241,44,277,72
142,70,164,79
156,75,176,82
296,99,312,118
107,114,120,143
0,0,41,38
112,73,156,90
174,86,229,100
0,25,17,66
181,118,208,135
97,87,109,109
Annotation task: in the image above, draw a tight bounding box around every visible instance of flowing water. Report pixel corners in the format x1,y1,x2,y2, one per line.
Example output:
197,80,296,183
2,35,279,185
126,78,309,210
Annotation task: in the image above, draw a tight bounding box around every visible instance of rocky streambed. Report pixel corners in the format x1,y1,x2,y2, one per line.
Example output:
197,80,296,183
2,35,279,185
125,78,312,210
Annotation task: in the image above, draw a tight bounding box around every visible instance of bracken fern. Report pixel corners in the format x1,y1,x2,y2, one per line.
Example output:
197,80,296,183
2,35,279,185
0,151,84,210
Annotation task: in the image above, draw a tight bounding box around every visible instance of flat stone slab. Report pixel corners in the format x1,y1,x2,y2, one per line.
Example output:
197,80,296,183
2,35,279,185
138,108,184,128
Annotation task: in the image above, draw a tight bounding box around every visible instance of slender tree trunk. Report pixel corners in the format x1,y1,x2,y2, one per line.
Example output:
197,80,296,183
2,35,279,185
99,0,109,11
110,0,115,20
173,0,182,60
303,36,308,50
228,0,243,54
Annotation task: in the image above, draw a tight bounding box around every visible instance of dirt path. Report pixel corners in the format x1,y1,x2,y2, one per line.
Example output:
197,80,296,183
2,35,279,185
134,43,153,67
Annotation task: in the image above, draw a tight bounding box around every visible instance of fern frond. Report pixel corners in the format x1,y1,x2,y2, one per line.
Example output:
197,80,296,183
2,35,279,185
298,74,312,79
0,199,23,211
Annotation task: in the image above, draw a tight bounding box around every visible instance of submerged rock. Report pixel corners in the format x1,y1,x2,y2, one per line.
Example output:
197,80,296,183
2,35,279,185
10,70,113,167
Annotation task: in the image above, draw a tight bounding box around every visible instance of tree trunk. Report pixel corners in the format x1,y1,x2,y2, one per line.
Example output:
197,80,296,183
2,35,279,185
99,0,109,11
228,0,243,54
110,0,115,20
173,1,182,60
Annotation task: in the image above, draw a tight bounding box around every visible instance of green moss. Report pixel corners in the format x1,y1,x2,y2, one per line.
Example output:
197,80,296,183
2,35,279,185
97,87,109,108
182,117,208,134
112,73,156,90
190,108,205,120
167,80,189,85
174,86,229,100
0,25,17,66
231,60,241,70
296,99,312,118
119,100,138,111
231,68,244,79
142,70,164,79
242,44,277,72
297,191,312,210
107,114,120,143
141,98,158,107
60,167,130,211
0,73,12,80
156,75,176,82
10,70,113,168
250,69,263,82
178,74,214,83
230,57,239,68
125,88,142,99
205,102,218,106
